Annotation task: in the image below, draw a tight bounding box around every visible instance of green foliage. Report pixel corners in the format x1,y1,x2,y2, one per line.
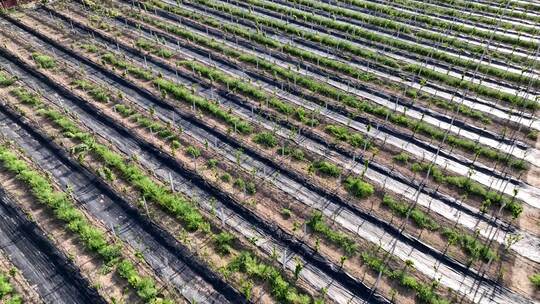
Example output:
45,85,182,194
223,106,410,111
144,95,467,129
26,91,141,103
442,228,498,262
156,48,173,59
360,252,449,304
187,0,538,105
281,208,292,219
114,104,135,117
171,140,181,150
393,152,410,163
233,178,246,191
153,78,252,134
117,260,159,301
179,61,321,126
0,146,122,264
527,130,538,140
73,79,111,103
136,38,174,59
206,158,218,169
221,172,232,183
382,196,439,230
307,211,358,256
290,0,539,65
245,181,256,195
142,0,532,170
102,53,155,80
325,125,371,149
80,43,99,53
410,162,522,217
36,107,208,232
277,146,305,161
253,131,277,148
185,145,201,158
344,176,374,199
228,251,311,304
18,76,310,304
142,0,514,132
11,88,42,106
215,232,235,255
174,17,524,167
135,38,153,51
0,72,16,87
32,52,56,69
309,161,341,177
530,273,540,288
0,274,13,299
114,103,179,144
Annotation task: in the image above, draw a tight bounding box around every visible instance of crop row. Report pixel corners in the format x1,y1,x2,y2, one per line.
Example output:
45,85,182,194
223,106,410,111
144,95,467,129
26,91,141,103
360,0,540,39
63,0,519,233
339,0,539,37
66,14,508,272
136,0,534,145
128,0,538,144
122,2,529,172
11,6,532,302
62,1,519,246
189,0,540,94
178,56,523,218
7,85,177,303
6,17,458,304
0,29,245,302
274,0,540,64
2,31,333,303
428,0,540,23
148,0,538,112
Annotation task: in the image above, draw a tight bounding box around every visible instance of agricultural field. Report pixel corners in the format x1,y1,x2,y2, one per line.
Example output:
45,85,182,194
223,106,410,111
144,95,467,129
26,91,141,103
0,0,538,303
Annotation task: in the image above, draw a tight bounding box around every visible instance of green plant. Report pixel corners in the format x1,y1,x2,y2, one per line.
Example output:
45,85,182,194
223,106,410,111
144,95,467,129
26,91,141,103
307,211,358,256
0,147,179,302
281,208,293,219
135,38,153,50
171,140,181,150
207,158,218,169
344,177,374,199
360,252,449,304
241,279,254,301
245,182,256,195
186,0,538,106
11,88,42,106
185,145,201,158
441,228,497,262
32,52,56,69
80,43,99,53
253,131,278,148
102,53,155,80
0,72,16,87
221,172,232,183
325,125,371,149
393,152,409,163
73,79,111,103
215,232,235,255
0,274,13,298
309,161,341,177
529,273,540,289
382,196,439,230
35,107,208,232
410,162,523,217
277,146,305,161
153,78,252,134
141,1,529,175
228,251,311,304
527,130,538,140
